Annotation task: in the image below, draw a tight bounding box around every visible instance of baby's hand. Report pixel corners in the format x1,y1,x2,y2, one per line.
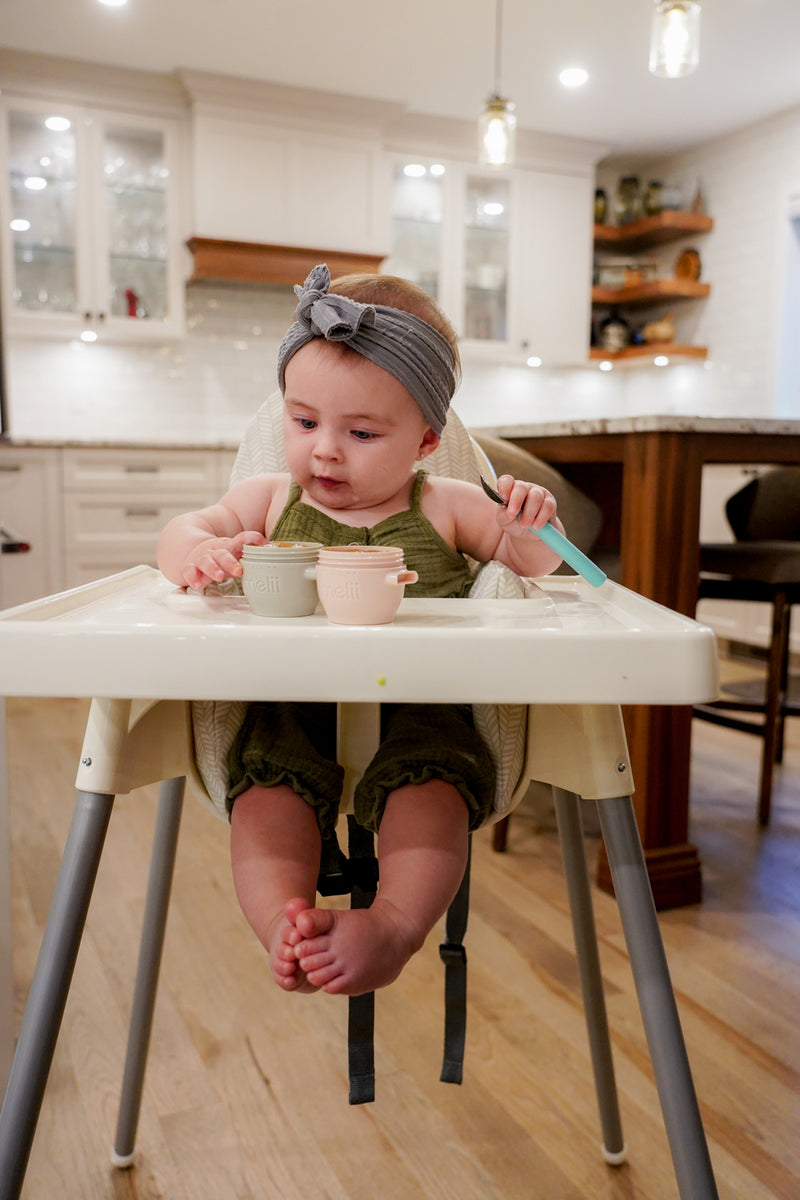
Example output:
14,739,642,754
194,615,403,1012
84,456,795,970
493,474,559,538
181,530,266,590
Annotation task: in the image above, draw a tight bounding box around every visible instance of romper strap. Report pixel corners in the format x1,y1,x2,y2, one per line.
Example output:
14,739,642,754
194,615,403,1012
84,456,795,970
439,835,471,1085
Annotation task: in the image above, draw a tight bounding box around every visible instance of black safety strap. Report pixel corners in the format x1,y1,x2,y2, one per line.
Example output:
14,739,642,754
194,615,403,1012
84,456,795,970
439,835,472,1085
346,814,378,1104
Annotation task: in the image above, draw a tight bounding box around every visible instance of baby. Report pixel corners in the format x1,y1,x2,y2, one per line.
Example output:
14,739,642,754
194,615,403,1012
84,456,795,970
157,264,565,997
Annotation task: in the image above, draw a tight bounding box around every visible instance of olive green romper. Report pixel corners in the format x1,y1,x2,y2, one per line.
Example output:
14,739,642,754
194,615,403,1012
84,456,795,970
226,470,496,836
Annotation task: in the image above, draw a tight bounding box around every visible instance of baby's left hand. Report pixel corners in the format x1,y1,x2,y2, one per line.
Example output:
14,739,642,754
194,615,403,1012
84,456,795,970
493,474,559,537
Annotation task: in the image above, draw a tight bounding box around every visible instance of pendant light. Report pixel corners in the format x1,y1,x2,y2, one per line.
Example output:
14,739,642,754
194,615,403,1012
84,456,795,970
649,1,701,79
478,0,516,167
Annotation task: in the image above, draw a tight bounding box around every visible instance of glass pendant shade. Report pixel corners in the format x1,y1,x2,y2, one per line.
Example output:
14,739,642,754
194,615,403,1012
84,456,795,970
478,95,516,167
649,1,701,79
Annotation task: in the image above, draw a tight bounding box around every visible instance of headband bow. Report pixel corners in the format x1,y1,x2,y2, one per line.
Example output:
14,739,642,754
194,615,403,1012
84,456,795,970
277,264,456,434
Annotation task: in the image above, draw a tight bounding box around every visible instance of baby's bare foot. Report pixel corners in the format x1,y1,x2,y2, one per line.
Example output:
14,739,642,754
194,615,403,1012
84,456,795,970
293,899,424,995
264,899,319,994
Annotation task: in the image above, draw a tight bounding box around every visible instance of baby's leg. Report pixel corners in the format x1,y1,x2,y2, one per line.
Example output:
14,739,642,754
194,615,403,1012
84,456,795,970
229,783,322,992
292,780,469,995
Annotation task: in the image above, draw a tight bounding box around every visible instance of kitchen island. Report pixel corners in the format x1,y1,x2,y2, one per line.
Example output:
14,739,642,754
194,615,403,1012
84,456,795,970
481,413,800,908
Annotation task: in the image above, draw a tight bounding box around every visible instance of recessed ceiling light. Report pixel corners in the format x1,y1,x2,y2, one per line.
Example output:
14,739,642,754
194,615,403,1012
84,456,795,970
526,355,542,368
98,0,129,7
654,355,670,367
10,218,31,232
429,163,446,177
45,116,71,132
24,176,47,191
403,163,426,177
482,201,505,216
559,67,589,88
598,360,614,371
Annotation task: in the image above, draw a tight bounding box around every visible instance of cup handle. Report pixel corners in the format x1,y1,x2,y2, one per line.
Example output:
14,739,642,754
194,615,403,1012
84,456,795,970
387,569,418,586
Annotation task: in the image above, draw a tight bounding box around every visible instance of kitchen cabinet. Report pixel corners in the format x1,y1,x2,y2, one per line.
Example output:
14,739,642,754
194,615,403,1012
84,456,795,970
0,96,185,342
591,211,713,363
384,156,593,366
61,447,223,589
190,109,390,258
0,447,62,608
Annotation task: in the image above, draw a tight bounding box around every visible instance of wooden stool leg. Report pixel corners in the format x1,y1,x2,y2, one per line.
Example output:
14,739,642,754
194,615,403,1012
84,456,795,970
492,814,510,852
759,592,789,825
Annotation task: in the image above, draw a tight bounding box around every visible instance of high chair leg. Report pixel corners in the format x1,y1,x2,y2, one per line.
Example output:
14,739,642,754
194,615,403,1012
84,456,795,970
0,789,115,1200
112,777,185,1168
597,794,718,1200
552,787,625,1165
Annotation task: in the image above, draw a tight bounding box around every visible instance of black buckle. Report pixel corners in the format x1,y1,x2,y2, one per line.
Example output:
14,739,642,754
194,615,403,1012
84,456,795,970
439,941,467,967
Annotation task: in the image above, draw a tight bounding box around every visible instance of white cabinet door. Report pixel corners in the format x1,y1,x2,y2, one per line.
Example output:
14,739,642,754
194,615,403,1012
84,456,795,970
513,170,594,366
191,112,390,255
0,447,62,608
1,97,185,342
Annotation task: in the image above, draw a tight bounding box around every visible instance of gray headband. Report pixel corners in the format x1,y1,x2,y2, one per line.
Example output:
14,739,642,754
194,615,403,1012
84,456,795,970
276,264,456,435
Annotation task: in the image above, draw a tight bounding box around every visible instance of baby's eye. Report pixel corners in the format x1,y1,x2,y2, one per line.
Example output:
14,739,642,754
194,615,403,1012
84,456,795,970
295,417,317,430
351,429,378,441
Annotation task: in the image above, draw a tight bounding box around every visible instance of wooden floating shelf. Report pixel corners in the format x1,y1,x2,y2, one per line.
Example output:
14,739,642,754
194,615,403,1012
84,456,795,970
589,343,707,365
594,210,713,252
186,238,385,286
592,279,710,309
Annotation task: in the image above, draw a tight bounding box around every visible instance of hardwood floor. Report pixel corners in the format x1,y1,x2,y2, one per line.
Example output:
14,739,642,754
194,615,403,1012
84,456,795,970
4,685,799,1200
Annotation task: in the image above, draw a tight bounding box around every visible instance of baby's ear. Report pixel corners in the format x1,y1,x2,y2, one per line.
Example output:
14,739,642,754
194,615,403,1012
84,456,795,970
417,427,441,459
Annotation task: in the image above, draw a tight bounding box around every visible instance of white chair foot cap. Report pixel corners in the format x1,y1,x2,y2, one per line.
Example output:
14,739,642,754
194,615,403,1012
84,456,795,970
111,1147,137,1169
601,1143,628,1166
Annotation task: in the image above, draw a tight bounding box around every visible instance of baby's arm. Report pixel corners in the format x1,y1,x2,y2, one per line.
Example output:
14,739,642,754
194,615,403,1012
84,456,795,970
157,474,284,590
428,474,565,579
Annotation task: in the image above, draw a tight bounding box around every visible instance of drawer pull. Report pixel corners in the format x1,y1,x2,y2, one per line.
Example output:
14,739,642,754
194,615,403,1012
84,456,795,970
124,506,161,518
0,463,23,472
124,464,160,473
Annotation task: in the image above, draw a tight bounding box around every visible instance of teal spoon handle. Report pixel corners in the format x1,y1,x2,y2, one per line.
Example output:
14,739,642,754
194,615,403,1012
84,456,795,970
533,522,607,588
478,473,607,587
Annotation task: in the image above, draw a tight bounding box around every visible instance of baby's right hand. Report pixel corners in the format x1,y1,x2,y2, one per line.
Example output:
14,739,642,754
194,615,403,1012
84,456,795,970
181,530,266,590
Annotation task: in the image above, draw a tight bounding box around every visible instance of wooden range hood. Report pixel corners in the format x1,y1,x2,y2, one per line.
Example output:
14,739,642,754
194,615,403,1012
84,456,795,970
186,238,385,286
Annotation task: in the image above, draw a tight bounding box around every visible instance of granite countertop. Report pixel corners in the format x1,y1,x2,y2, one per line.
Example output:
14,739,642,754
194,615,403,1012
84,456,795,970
476,414,800,439
4,413,800,450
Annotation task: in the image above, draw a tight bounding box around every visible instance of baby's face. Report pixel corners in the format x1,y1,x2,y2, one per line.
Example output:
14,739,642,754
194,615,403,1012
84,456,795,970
282,341,438,515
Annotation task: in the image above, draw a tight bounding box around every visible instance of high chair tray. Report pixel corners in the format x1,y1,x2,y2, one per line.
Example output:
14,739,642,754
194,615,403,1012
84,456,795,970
0,566,718,706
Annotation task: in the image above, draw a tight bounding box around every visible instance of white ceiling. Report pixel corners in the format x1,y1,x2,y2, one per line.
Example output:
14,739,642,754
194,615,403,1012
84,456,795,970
2,0,800,159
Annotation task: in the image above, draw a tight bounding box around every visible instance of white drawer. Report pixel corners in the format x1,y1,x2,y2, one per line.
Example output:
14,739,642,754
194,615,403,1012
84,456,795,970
62,447,219,493
63,493,212,548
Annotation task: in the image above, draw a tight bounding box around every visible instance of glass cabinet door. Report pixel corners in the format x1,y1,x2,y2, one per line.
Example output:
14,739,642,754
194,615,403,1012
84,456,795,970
2,100,182,339
462,175,509,342
7,109,79,316
385,162,444,301
103,123,170,322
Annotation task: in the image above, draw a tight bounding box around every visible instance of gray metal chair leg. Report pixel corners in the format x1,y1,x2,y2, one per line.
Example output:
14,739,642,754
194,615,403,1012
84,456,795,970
0,789,115,1200
598,794,719,1200
112,776,185,1168
552,787,626,1164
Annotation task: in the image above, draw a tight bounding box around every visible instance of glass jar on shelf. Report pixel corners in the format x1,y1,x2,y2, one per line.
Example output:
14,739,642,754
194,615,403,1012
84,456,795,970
614,175,642,226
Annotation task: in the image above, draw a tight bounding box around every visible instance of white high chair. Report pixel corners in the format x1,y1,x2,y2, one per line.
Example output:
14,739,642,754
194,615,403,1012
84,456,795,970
0,398,720,1200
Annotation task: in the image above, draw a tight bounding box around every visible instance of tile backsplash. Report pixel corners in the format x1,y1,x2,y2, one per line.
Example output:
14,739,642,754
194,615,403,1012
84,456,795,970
6,285,299,444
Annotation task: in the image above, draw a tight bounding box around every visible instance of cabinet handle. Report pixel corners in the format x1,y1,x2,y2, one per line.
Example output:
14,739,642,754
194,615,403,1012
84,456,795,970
124,507,161,518
0,463,23,472
124,464,160,473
